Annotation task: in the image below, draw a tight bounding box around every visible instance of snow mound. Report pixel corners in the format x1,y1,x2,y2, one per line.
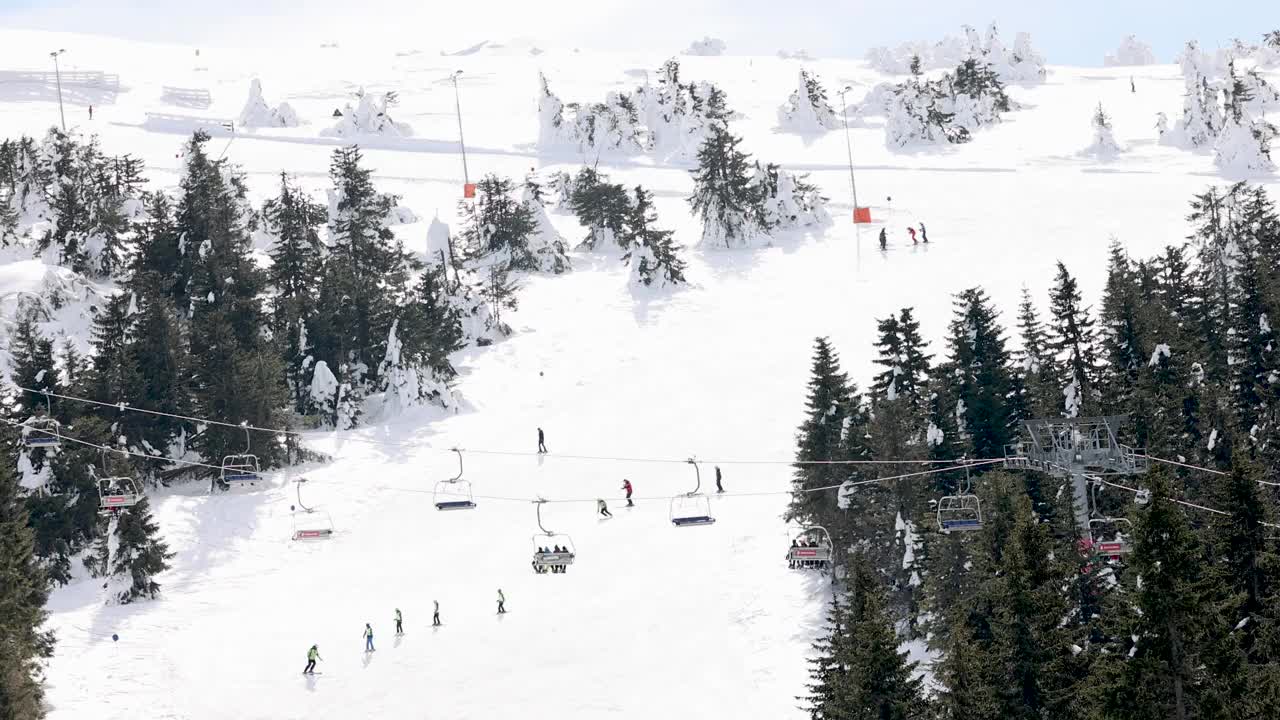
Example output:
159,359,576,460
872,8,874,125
684,37,726,56
238,79,302,128
1104,36,1157,66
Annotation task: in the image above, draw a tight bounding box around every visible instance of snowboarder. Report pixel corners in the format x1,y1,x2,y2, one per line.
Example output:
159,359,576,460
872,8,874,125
597,498,612,518
622,479,634,507
497,589,506,614
878,228,887,250
394,608,403,635
537,427,547,454
714,466,724,494
908,226,918,244
303,645,321,674
433,600,441,626
363,623,375,652
919,223,928,244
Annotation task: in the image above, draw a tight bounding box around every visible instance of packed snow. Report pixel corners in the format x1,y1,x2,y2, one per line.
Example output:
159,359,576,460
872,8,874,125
0,24,1275,720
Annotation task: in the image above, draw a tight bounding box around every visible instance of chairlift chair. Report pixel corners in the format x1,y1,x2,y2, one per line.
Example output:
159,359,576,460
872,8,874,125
531,499,576,573
670,459,716,527
98,477,143,515
291,510,335,541
433,448,476,511
24,417,61,448
937,461,983,534
787,526,833,570
220,425,260,485
1088,517,1133,559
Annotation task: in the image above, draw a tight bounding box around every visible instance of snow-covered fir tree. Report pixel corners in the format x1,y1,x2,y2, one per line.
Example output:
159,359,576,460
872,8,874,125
688,124,761,248
1105,35,1157,66
0,456,53,716
1081,102,1124,158
884,59,1009,147
777,69,840,133
457,173,540,270
324,89,411,137
106,497,172,604
683,37,726,56
1214,65,1277,173
749,162,830,231
521,173,571,273
568,166,631,251
238,78,302,128
621,185,685,289
1164,41,1224,148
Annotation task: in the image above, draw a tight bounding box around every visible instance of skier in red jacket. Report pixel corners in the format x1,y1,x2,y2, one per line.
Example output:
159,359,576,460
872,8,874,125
621,479,634,507
908,226,918,244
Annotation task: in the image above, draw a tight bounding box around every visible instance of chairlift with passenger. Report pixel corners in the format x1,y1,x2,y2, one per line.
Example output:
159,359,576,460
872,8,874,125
98,476,143,515
670,459,716,527
434,448,476,510
531,499,576,573
787,526,833,570
1088,517,1134,559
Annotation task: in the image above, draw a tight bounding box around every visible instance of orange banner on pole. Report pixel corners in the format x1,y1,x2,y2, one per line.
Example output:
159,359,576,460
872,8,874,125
853,207,872,224
463,183,477,199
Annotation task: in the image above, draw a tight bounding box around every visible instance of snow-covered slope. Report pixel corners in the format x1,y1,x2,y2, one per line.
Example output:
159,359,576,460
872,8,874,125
0,27,1276,720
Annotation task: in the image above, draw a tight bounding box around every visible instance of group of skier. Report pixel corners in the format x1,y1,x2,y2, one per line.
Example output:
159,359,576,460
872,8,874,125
878,222,929,250
533,547,571,573
302,595,491,674
788,537,832,570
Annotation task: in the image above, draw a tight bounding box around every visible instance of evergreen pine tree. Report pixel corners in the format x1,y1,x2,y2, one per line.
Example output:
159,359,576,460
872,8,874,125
621,185,686,287
124,294,189,455
458,173,539,267
1098,242,1148,419
568,167,631,251
9,317,61,422
108,496,173,604
1013,286,1059,419
395,264,465,382
688,124,761,248
263,172,327,414
871,308,931,414
0,457,54,719
1228,241,1278,445
787,338,851,526
840,555,929,720
945,287,1018,459
1211,450,1280,665
1048,261,1099,417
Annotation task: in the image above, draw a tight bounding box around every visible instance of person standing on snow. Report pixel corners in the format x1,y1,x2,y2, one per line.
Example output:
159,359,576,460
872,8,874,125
597,498,613,518
497,589,506,614
394,608,403,635
908,226,918,244
714,466,724,494
433,600,441,627
537,428,548,454
919,223,928,244
878,228,888,250
363,623,375,652
622,479,634,507
303,645,321,674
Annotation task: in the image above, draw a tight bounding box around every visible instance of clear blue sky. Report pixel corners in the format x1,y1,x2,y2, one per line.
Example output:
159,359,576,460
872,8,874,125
0,0,1276,65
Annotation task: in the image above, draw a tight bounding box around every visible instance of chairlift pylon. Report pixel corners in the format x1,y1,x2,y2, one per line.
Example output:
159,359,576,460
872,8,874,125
433,448,476,510
937,461,983,533
787,525,833,571
531,499,575,573
670,458,716,527
220,424,261,486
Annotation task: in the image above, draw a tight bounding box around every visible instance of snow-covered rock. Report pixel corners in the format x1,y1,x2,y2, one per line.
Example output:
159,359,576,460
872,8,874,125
1104,36,1157,66
237,79,302,128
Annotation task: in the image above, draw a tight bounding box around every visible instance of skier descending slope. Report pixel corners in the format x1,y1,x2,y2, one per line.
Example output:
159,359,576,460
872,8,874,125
598,498,613,518
908,226,917,244
303,645,321,674
363,623,375,652
433,600,441,627
879,228,888,250
622,479,634,507
919,222,928,243
715,466,725,494
497,589,506,614
537,428,548,454
394,609,403,635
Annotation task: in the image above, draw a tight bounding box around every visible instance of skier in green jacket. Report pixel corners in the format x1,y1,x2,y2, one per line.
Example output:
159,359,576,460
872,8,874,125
303,645,321,674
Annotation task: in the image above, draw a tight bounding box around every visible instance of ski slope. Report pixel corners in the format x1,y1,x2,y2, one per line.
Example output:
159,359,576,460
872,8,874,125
0,27,1275,720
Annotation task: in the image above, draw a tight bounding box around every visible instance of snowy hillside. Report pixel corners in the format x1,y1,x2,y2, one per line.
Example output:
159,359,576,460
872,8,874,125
0,26,1277,720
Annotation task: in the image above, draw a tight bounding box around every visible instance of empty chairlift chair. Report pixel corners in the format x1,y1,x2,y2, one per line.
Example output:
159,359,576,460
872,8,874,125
937,494,983,533
220,426,260,485
291,511,335,540
24,417,61,448
433,448,476,511
530,499,576,574
670,459,716,527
